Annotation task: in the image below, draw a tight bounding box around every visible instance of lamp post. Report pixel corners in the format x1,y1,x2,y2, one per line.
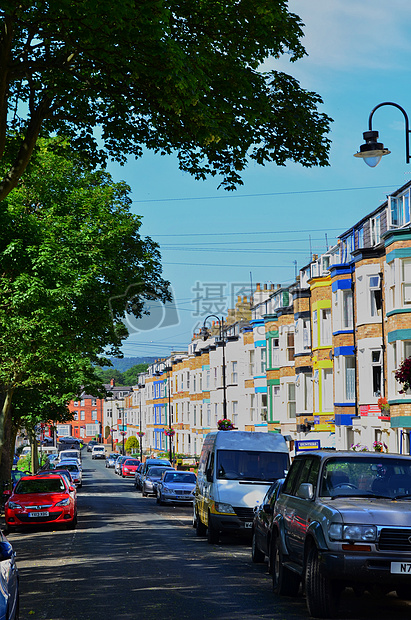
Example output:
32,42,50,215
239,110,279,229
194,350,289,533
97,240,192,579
201,315,227,420
137,385,144,462
354,101,410,167
155,361,173,464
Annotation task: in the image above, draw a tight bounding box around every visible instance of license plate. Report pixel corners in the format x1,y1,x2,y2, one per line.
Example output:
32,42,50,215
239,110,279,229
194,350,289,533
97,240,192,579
244,522,253,529
391,562,411,574
177,496,187,500
28,511,49,518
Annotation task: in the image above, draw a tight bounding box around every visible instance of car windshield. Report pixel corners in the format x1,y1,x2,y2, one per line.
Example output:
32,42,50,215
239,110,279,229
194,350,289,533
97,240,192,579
56,463,78,472
319,456,411,499
148,467,172,477
216,450,289,481
61,452,78,459
124,459,139,466
15,478,66,494
163,472,196,484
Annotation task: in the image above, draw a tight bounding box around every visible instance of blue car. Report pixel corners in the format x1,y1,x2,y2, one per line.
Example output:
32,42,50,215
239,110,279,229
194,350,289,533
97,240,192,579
0,531,19,619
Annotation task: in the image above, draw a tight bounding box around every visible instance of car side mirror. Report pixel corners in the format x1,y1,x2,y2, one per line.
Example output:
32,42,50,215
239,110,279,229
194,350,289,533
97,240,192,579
69,486,76,492
0,542,14,560
297,482,314,500
206,469,213,483
263,503,273,514
2,490,11,499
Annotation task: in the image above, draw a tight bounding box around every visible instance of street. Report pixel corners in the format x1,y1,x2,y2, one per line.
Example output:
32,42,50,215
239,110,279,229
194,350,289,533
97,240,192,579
7,453,411,620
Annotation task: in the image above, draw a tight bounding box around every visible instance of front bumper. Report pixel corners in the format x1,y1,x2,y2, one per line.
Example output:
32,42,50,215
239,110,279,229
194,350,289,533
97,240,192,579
319,550,411,586
6,508,74,526
210,512,253,533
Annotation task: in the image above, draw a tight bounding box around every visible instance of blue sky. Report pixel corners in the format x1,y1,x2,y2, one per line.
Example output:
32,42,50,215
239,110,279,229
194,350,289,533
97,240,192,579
107,0,411,359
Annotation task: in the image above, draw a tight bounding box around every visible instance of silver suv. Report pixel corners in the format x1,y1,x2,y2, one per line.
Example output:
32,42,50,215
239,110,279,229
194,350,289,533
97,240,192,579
271,450,411,618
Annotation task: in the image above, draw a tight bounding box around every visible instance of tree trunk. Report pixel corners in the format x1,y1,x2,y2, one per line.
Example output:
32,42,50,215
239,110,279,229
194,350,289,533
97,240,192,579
0,387,15,485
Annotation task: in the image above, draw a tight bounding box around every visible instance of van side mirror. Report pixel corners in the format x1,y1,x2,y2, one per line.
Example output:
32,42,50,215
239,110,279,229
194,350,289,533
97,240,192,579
206,469,213,483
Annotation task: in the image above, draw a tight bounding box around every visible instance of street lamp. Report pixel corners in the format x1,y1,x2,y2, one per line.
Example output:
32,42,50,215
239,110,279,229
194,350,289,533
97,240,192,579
354,101,411,167
155,361,173,464
137,384,144,462
201,315,227,420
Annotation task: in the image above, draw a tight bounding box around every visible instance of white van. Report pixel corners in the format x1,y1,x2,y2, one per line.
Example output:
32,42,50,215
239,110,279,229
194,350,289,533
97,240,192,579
194,431,289,544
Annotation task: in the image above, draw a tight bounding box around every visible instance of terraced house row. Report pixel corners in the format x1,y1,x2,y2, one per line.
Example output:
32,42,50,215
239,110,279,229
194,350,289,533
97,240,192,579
63,180,411,458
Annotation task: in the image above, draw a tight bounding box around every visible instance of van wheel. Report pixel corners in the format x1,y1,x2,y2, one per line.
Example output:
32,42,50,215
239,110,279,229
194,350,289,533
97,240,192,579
207,513,219,544
195,512,207,537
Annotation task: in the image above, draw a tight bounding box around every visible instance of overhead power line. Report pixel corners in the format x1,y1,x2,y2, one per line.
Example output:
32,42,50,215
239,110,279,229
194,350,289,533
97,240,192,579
132,184,396,204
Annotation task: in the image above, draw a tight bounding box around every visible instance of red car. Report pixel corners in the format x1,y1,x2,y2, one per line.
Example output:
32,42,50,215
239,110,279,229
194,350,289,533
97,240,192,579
4,474,77,533
121,458,140,478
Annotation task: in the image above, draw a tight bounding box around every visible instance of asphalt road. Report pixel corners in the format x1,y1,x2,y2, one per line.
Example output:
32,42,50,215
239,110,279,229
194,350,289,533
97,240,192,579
6,453,411,620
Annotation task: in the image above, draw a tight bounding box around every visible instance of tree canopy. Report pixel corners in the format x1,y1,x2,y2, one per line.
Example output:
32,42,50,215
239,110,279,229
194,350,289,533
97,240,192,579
94,364,149,386
0,0,332,198
0,138,169,475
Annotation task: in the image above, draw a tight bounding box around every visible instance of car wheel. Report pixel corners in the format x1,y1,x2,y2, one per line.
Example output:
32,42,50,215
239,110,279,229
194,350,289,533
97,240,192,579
67,514,77,530
251,529,265,563
272,536,300,596
305,547,340,618
3,524,14,536
195,510,207,537
207,512,219,544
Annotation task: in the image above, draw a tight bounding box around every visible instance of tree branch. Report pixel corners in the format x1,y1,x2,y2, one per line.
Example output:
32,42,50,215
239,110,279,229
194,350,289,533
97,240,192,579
0,14,14,162
0,94,53,202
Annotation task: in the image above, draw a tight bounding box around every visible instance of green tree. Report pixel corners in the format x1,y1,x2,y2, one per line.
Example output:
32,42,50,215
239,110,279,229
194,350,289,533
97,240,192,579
125,436,139,454
122,364,149,386
0,0,332,199
0,138,169,479
93,368,125,386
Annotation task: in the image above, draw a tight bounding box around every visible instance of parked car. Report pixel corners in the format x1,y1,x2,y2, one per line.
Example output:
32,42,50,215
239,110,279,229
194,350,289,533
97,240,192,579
55,461,82,487
105,453,119,468
133,463,144,490
0,531,19,620
114,456,129,475
121,458,140,478
10,470,25,489
157,470,197,505
87,440,98,452
37,469,76,494
58,449,81,463
91,445,106,460
271,450,411,618
58,437,81,449
135,458,171,489
141,466,175,496
5,474,77,533
251,478,284,568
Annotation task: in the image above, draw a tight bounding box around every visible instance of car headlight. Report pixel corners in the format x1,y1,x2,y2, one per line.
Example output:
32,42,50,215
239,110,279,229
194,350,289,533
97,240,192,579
163,486,175,493
55,498,70,507
8,501,22,510
213,502,236,515
329,523,377,542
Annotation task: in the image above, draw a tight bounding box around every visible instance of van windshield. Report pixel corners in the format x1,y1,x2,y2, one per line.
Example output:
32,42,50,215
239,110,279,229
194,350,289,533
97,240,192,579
216,450,288,481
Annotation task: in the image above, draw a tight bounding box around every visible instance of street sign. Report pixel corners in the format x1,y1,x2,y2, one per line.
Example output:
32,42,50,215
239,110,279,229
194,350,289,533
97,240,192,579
295,440,321,453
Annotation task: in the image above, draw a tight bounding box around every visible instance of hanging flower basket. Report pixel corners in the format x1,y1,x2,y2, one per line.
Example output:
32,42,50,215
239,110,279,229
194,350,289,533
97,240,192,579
218,419,235,431
377,397,390,416
395,356,411,394
373,441,388,453
137,432,145,438
164,428,175,437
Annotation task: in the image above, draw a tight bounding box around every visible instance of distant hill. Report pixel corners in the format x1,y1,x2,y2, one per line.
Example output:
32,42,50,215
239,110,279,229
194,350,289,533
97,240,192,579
102,357,157,372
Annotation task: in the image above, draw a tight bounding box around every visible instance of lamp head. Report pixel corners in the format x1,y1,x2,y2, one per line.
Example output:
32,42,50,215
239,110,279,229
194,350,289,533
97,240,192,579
354,130,390,167
200,326,210,341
